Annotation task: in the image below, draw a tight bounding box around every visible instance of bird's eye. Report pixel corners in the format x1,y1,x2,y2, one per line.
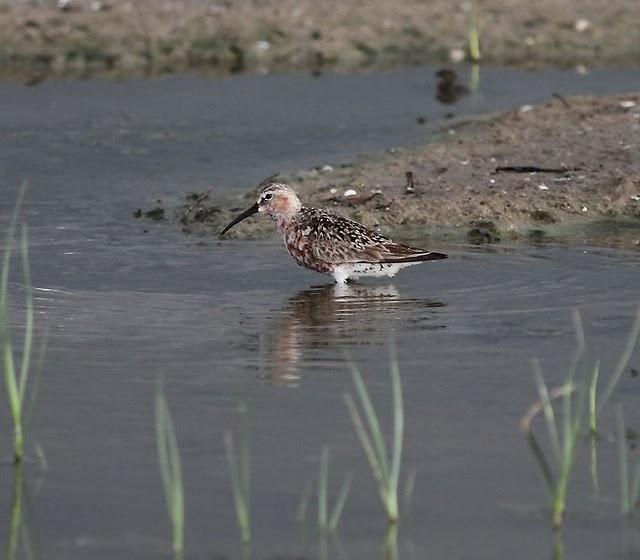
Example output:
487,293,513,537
264,193,274,201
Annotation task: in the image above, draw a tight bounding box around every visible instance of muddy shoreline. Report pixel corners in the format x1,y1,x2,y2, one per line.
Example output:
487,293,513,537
151,93,640,247
2,0,640,82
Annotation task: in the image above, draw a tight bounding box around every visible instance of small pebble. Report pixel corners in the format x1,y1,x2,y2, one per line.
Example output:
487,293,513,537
620,100,636,108
582,206,588,213
519,105,534,113
449,48,465,63
524,36,536,46
329,187,337,194
321,165,334,172
538,184,549,191
574,18,591,32
254,40,271,53
343,189,357,198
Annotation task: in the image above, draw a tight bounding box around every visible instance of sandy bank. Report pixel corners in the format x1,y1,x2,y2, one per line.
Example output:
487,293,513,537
154,93,640,247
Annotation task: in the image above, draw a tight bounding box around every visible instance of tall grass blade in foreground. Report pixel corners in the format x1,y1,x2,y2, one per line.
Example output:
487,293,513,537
343,343,405,523
317,444,353,532
615,404,640,516
6,465,35,560
590,307,640,433
296,475,313,522
1,185,36,464
520,311,587,529
401,469,417,516
552,529,565,560
521,379,583,529
381,523,399,560
588,362,600,495
155,382,185,559
224,403,251,544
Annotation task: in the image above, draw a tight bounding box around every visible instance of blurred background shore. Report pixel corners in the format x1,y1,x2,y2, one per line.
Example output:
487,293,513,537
2,0,639,82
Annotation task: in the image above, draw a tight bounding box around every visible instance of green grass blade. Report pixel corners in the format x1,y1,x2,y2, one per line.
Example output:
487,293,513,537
167,415,184,546
566,310,586,384
343,394,384,486
238,403,250,516
346,361,390,481
630,462,640,511
390,342,404,494
0,184,25,318
616,404,630,515
2,183,29,463
571,372,589,436
533,361,561,464
589,362,599,434
318,445,329,529
402,469,417,516
3,335,21,432
561,380,574,470
328,471,353,531
25,326,49,429
520,384,577,501
597,308,640,414
571,309,586,352
524,430,555,500
1,208,21,434
154,382,184,555
224,416,251,544
469,63,481,94
468,11,480,63
381,523,399,560
224,432,248,541
6,466,24,560
388,341,404,514
18,226,33,403
590,432,599,497
155,388,172,511
296,476,313,522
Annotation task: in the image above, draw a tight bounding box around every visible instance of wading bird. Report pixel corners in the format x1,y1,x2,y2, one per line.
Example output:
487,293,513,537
221,181,447,284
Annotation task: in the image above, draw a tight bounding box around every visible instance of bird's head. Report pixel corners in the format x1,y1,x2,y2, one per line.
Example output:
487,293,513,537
221,181,302,235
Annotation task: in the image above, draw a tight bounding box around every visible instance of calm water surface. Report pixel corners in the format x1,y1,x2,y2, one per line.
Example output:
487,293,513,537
0,67,639,559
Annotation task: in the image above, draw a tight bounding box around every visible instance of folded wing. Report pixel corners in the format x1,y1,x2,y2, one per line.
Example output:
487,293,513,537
302,209,447,265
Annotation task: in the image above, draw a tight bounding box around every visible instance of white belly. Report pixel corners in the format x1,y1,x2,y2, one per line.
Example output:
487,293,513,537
332,262,420,284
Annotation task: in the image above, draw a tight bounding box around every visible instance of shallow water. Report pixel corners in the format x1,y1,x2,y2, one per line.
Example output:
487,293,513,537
0,67,639,559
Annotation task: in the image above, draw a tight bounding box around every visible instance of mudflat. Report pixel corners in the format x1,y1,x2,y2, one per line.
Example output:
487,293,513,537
176,93,640,247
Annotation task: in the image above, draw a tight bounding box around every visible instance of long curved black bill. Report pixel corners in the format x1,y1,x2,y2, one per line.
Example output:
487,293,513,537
220,202,259,235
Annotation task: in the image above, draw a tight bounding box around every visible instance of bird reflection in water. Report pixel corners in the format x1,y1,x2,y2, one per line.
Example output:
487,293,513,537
259,283,445,383
435,68,469,104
